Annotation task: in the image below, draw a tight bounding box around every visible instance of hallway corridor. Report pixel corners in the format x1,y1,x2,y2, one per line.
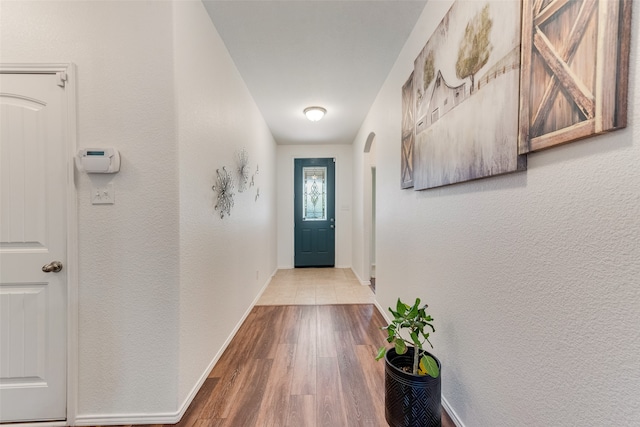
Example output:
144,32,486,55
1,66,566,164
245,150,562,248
87,269,455,427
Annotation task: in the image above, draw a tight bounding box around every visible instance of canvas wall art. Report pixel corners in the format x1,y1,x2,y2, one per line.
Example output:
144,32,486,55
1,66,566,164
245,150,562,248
411,0,526,190
518,0,632,153
401,72,415,189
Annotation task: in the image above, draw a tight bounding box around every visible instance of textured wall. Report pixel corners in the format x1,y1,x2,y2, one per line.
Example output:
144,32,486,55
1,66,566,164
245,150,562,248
173,0,277,408
276,145,353,270
0,0,181,417
353,0,640,425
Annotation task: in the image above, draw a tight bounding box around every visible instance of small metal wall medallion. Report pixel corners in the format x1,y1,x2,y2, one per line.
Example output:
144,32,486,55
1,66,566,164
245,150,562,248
236,149,249,193
212,166,235,218
252,164,259,201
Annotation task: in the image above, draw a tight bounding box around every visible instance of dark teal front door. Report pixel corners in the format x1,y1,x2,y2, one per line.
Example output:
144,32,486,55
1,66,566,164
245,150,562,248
294,158,335,267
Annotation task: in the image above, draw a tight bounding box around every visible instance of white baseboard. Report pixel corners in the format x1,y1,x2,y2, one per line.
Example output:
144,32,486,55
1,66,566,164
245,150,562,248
350,267,371,286
442,395,465,427
74,411,180,426
3,422,68,427
173,270,275,419
374,299,391,324
75,272,276,426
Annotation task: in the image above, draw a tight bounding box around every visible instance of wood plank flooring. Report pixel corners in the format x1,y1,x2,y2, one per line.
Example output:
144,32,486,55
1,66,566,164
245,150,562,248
90,303,456,427
184,304,454,427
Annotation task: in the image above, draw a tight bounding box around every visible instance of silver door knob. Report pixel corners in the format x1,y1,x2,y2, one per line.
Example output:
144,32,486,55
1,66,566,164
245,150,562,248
42,261,63,273
330,224,335,229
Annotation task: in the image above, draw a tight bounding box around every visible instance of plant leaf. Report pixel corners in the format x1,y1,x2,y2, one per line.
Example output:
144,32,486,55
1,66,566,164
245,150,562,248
418,357,427,375
420,355,439,378
395,338,406,355
375,347,387,361
410,331,420,347
408,302,419,319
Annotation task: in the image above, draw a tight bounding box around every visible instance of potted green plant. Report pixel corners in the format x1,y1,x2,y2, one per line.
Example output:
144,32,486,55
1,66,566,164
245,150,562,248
376,298,441,427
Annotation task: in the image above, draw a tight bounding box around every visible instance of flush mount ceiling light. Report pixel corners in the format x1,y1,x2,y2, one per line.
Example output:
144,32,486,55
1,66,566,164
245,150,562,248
304,106,326,122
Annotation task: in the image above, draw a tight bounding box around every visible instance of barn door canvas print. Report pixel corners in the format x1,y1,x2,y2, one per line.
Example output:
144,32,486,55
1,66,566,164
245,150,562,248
401,72,415,189
518,0,632,154
412,0,526,190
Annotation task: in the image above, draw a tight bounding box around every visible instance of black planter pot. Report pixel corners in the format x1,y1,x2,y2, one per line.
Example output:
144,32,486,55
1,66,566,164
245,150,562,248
384,347,441,427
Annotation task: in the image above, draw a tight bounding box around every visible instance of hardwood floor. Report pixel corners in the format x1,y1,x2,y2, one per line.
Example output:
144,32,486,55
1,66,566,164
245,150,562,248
91,304,456,427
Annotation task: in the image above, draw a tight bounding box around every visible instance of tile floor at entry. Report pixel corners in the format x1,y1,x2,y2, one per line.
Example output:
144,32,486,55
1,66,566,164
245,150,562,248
256,268,375,305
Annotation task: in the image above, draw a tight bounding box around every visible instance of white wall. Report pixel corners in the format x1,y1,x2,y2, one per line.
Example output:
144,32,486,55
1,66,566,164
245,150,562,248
353,1,640,426
1,0,180,417
1,0,277,422
277,145,353,270
173,0,277,410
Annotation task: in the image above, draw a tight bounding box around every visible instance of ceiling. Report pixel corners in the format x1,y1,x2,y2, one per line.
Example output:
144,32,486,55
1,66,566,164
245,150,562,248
202,0,427,145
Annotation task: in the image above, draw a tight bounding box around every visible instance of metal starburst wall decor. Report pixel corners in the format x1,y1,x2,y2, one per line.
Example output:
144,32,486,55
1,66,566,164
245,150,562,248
212,166,235,218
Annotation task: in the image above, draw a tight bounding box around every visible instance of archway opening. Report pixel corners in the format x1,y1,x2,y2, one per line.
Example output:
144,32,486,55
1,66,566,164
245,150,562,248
363,132,376,291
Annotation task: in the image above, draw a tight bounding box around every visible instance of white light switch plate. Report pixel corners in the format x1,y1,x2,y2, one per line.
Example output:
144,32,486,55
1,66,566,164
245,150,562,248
91,183,115,204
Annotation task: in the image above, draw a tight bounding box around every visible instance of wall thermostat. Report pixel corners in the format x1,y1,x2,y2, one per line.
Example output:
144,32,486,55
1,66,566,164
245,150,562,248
78,148,120,173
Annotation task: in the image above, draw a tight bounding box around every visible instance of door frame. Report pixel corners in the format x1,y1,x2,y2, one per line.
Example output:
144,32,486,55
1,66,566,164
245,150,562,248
293,157,336,267
289,155,341,268
1,64,79,425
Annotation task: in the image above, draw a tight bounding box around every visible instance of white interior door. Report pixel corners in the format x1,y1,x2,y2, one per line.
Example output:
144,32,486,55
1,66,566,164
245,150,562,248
0,71,68,422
